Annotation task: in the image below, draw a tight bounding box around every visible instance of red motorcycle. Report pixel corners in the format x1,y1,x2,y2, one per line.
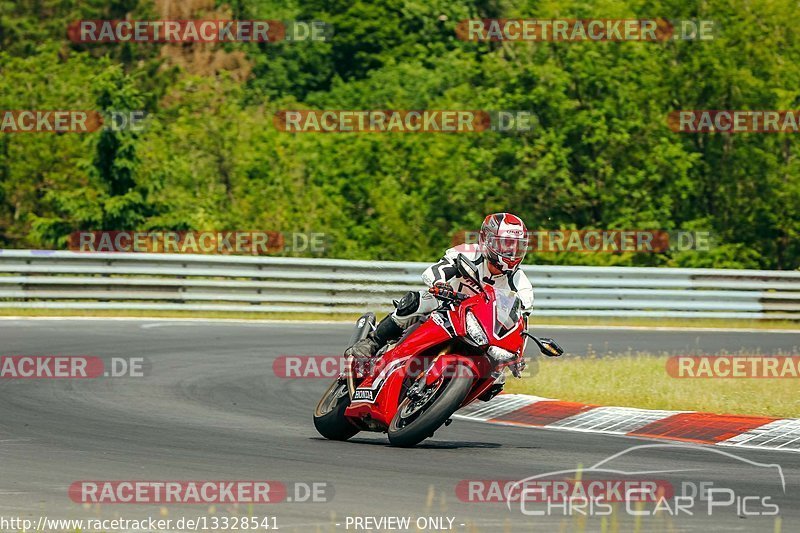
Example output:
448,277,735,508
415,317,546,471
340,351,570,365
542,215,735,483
313,256,563,447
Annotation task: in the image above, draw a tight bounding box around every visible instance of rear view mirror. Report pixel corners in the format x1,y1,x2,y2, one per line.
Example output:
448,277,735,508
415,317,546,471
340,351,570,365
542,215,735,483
455,254,481,285
524,333,564,357
537,337,564,357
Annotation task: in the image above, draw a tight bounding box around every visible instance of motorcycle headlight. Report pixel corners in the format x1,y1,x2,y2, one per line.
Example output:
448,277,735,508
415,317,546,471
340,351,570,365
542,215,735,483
465,310,489,346
487,346,518,364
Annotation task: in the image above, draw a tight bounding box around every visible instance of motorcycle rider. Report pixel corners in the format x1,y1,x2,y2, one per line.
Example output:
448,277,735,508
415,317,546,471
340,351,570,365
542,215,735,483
345,213,534,371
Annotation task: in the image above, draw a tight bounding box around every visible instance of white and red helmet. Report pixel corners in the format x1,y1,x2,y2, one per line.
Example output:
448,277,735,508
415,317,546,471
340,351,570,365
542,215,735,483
479,213,529,273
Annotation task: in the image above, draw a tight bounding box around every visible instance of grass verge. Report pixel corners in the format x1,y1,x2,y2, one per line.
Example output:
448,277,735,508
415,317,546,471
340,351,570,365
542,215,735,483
506,355,800,418
0,308,797,330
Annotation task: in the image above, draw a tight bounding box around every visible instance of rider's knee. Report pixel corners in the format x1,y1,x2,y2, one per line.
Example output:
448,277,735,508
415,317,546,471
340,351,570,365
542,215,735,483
391,290,438,328
392,291,421,328
394,291,421,317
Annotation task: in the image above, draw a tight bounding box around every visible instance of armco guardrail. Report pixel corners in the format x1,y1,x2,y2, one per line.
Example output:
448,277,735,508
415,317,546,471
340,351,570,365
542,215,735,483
0,250,799,319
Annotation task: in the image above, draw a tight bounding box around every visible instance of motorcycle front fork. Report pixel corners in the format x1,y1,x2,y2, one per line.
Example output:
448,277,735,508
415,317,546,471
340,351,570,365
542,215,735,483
478,370,505,402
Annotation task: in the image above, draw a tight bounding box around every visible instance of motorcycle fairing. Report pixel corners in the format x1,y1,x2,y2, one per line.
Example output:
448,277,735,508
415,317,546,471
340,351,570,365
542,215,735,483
343,286,526,430
344,318,452,426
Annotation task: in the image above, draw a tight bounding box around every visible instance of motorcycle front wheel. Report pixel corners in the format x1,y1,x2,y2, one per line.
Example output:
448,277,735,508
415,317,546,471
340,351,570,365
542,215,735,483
313,379,360,441
387,364,472,447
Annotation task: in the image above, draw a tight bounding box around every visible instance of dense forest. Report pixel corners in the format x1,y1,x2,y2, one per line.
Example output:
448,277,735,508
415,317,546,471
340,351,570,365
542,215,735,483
1,0,799,269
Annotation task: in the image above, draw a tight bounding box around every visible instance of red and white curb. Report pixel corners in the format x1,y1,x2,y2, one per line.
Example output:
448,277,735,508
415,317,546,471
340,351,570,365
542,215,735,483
454,394,800,453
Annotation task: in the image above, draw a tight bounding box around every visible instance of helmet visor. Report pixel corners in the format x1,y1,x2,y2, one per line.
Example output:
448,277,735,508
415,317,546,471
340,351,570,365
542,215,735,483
486,234,528,260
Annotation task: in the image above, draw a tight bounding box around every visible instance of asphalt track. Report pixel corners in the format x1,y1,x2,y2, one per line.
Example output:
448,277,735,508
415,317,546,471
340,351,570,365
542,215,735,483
0,319,799,532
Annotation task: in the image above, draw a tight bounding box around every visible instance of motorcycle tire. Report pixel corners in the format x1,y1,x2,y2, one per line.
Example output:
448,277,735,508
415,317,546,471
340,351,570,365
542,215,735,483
387,364,472,447
313,379,360,441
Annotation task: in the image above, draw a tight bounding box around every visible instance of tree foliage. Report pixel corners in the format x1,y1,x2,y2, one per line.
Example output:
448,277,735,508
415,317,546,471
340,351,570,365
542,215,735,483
0,0,798,268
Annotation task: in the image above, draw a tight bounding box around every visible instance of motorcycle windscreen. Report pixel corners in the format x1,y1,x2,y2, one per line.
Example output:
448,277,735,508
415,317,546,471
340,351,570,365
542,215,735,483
494,289,522,337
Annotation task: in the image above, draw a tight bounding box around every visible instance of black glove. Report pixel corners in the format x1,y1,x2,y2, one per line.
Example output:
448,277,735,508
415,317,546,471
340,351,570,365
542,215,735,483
510,357,527,378
429,282,460,301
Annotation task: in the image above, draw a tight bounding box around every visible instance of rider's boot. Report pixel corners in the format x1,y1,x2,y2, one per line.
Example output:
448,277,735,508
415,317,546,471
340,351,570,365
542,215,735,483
345,313,404,364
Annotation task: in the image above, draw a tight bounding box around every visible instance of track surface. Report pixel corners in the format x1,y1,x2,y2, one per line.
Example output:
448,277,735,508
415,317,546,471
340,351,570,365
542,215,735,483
0,319,798,532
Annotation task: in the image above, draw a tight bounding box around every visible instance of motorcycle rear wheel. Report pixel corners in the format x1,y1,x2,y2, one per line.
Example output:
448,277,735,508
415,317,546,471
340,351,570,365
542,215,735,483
313,380,360,441
387,365,472,447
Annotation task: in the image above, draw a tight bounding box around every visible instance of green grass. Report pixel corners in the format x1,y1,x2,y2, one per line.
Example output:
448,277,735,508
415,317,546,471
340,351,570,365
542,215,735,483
507,354,800,418
0,308,797,330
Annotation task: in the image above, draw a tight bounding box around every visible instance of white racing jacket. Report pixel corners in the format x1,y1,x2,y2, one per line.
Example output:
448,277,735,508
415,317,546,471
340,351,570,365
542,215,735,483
421,245,534,313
